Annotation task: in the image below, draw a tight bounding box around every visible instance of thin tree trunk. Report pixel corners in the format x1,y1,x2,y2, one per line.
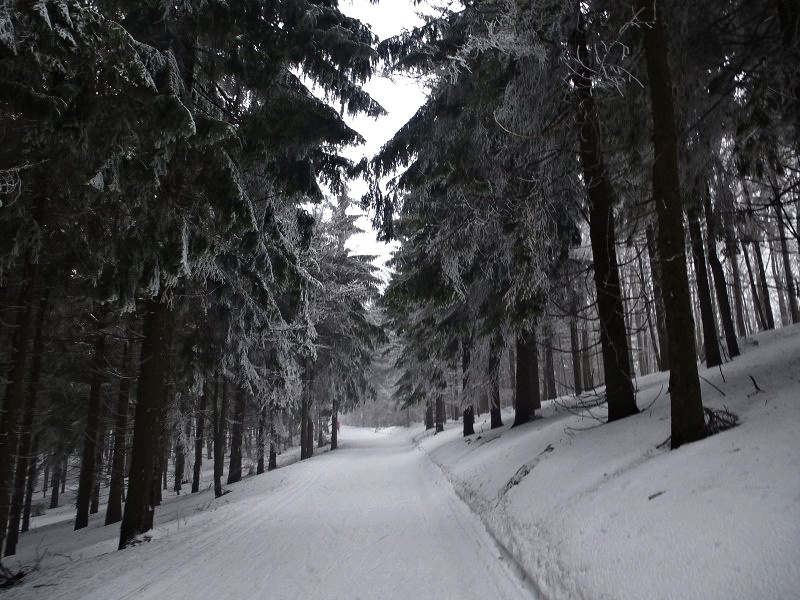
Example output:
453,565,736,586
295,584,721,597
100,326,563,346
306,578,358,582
119,297,172,549
0,255,40,555
90,426,105,515
704,193,740,358
256,404,266,475
268,408,277,471
191,383,210,493
688,208,722,367
572,21,638,421
5,290,48,555
74,332,107,530
646,225,669,370
227,387,245,484
742,240,766,331
640,0,706,448
330,398,338,451
753,239,775,329
106,342,131,526
21,432,40,533
513,327,541,427
569,308,583,394
49,454,61,509
543,322,557,400
213,378,229,498
775,198,799,323
434,396,444,433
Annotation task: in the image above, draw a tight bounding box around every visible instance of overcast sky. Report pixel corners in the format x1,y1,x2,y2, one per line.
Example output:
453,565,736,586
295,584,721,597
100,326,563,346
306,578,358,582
339,0,430,279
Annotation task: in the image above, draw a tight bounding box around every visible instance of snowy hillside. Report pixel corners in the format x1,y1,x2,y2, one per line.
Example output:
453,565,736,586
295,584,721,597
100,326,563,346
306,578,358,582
3,325,799,599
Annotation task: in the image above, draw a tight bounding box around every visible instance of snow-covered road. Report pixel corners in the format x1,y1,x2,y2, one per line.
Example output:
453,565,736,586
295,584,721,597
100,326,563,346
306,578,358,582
8,427,533,600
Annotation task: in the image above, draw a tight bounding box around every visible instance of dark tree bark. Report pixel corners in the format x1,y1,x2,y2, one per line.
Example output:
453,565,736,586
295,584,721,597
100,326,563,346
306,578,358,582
227,387,246,484
90,426,106,515
5,290,48,556
106,342,131,525
213,378,229,498
330,398,338,451
581,326,593,389
572,22,638,421
741,240,766,331
462,406,475,436
49,454,61,510
256,404,266,475
173,394,189,493
542,323,557,400
513,328,541,427
434,397,445,433
489,335,504,429
21,433,40,533
569,308,583,394
703,194,740,358
424,403,434,430
775,198,800,323
267,408,277,471
119,297,172,549
305,415,314,458
688,208,722,367
640,0,705,448
752,239,775,329
192,382,211,493
646,225,669,370
0,255,40,555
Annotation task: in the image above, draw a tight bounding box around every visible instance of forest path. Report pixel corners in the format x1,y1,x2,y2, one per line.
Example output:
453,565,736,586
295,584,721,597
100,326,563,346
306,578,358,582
7,426,532,600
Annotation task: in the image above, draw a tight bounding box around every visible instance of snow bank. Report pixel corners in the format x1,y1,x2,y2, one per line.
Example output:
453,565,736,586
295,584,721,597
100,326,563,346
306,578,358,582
418,325,800,600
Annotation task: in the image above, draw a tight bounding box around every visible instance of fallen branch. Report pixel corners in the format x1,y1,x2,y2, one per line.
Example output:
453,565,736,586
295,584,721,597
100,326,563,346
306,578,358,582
704,406,739,435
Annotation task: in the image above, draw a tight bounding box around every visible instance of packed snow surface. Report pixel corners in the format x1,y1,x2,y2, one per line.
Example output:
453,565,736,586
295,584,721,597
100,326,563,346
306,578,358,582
6,325,800,599
5,428,530,599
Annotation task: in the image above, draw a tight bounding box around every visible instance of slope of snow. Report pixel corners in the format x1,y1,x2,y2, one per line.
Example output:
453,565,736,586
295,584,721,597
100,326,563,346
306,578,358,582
5,326,798,599
418,324,800,600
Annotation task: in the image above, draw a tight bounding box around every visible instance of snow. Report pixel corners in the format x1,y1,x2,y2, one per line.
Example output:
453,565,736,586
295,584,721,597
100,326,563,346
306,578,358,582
5,325,800,599
4,430,528,599
418,324,800,600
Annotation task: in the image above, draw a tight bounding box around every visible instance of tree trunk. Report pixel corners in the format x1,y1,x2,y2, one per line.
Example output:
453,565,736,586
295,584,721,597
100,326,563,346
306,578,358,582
49,454,61,510
775,199,799,323
434,396,445,433
268,409,277,471
542,322,557,400
640,0,705,448
256,404,266,475
90,427,105,515
569,306,583,394
227,387,245,484
424,403,434,430
752,239,775,329
688,209,722,367
192,382,210,493
572,22,638,421
513,328,541,427
213,378,229,498
106,342,131,525
703,194,740,358
5,290,48,556
21,433,40,533
330,398,338,451
0,255,40,555
75,333,107,531
581,326,593,389
741,240,766,331
119,297,172,549
646,225,670,370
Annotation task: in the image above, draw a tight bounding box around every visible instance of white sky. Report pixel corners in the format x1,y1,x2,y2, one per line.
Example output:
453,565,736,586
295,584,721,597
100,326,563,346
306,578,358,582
339,0,430,279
